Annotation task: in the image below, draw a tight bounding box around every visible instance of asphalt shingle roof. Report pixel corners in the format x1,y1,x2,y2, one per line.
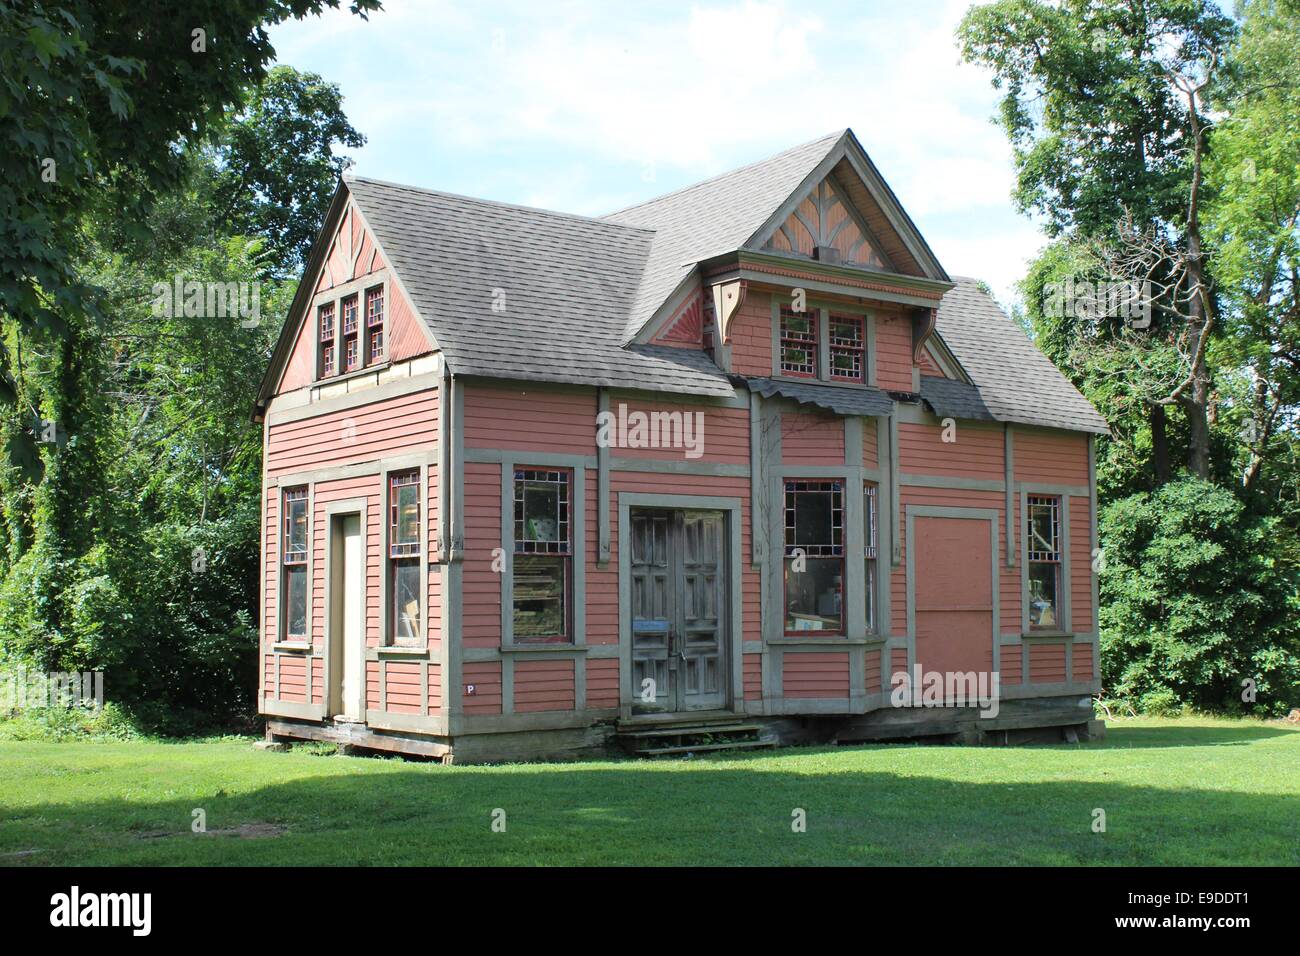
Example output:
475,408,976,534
745,377,894,417
337,137,1107,435
935,278,1109,434
346,176,735,398
602,131,844,341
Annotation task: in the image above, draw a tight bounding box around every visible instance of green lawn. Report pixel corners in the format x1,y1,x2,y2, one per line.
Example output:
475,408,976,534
1,716,1296,866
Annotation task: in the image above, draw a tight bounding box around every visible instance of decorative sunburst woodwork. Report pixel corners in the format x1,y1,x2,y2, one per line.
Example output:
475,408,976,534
766,178,889,270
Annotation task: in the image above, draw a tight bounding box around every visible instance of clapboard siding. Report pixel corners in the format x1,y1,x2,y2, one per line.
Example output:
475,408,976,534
1014,428,1089,486
464,384,596,456
873,310,913,392
728,290,775,377
1028,642,1067,683
1070,495,1093,632
899,420,1003,480
782,409,845,465
463,661,502,715
609,397,748,465
266,390,438,477
514,659,576,713
783,652,850,698
462,461,503,650
586,658,620,709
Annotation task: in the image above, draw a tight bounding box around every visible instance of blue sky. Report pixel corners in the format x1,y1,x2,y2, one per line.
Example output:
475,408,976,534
270,0,1047,306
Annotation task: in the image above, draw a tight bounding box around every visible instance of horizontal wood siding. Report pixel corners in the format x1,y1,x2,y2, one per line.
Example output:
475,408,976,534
464,384,596,456
427,663,442,714
864,648,881,694
1028,642,1067,684
781,409,845,465
463,661,502,715
899,420,1002,480
609,398,748,464
783,652,850,698
863,417,878,468
266,390,438,478
278,654,307,703
1001,644,1022,684
728,290,774,377
1014,428,1089,485
891,647,909,684
873,310,913,392
586,469,617,647
514,659,576,713
1072,642,1094,682
586,658,619,709
366,660,380,711
462,461,503,650
1070,495,1093,632
384,660,423,714
743,653,762,700
263,487,279,646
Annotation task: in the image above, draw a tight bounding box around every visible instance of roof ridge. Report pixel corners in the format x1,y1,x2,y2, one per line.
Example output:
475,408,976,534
600,129,846,220
344,174,655,234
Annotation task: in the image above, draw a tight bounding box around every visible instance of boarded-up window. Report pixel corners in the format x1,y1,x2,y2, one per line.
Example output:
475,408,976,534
389,471,421,645
513,469,570,642
282,487,309,640
784,479,843,634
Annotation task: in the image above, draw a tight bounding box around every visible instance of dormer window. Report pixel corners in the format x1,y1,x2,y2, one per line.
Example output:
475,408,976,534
829,313,864,383
780,307,818,377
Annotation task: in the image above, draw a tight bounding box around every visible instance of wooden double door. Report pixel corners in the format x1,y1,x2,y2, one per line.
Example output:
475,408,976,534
629,508,729,713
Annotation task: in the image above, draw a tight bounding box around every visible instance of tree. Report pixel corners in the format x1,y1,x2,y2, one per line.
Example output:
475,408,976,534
959,0,1235,479
214,66,366,271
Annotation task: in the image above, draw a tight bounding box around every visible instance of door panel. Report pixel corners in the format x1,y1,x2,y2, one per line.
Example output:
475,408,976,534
331,513,365,720
629,508,728,712
630,511,673,711
914,515,994,699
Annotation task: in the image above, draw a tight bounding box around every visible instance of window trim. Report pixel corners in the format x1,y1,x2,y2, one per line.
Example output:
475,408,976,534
829,312,866,384
782,478,846,637
308,271,391,385
770,299,876,387
1019,488,1072,636
382,464,428,648
864,482,878,634
778,306,819,378
280,485,311,643
510,467,573,644
500,456,588,651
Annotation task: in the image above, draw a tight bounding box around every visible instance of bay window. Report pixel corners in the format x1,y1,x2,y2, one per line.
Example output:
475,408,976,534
784,479,844,634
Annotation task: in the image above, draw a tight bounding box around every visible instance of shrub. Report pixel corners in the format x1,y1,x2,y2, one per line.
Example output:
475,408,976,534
1099,478,1300,716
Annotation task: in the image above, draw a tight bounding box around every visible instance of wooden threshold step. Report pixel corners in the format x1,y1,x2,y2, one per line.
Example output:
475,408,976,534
634,740,776,757
618,722,762,739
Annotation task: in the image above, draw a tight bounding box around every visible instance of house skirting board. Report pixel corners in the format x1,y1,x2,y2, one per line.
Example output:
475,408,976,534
265,694,1101,764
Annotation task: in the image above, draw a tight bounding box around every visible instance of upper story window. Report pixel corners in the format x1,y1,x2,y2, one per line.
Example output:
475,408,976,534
341,294,360,372
783,479,844,634
318,303,336,378
779,307,818,377
315,281,388,381
366,286,385,363
388,471,421,644
513,469,571,643
281,487,309,641
1027,495,1061,629
829,313,865,383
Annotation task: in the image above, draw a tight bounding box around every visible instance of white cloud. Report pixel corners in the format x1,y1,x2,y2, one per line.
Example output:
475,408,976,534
270,0,1042,300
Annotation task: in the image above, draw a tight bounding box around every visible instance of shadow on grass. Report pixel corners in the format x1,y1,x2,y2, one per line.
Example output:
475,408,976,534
1081,722,1297,750
3,749,1297,866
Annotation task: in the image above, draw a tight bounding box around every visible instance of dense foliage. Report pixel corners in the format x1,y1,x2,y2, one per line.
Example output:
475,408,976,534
0,0,366,732
962,0,1300,714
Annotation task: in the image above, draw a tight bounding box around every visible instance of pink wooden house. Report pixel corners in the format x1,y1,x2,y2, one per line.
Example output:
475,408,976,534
254,129,1108,762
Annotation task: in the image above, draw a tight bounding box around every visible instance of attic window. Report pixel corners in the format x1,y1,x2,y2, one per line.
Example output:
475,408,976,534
779,307,817,377
341,294,360,372
318,303,336,377
829,313,864,383
366,286,385,363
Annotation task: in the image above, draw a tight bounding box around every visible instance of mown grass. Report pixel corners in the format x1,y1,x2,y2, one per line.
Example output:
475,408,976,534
0,716,1295,866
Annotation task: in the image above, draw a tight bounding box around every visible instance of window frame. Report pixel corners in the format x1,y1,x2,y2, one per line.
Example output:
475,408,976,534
782,478,845,637
829,312,866,383
778,306,819,378
1022,491,1072,635
385,469,423,647
510,467,572,644
771,300,876,387
308,273,391,384
864,482,878,634
280,485,310,643
365,285,385,365
317,302,337,378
